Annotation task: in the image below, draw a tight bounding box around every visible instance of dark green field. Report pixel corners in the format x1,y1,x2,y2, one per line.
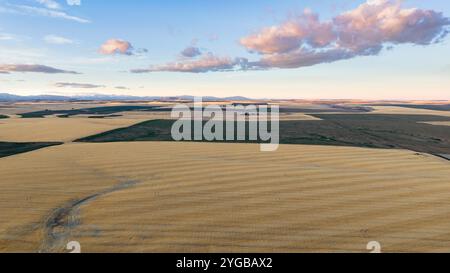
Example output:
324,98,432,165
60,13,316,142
76,114,450,156
0,115,8,119
0,142,63,158
87,114,123,119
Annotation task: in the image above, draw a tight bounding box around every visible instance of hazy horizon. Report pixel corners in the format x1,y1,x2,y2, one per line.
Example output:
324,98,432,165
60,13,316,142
3,91,450,102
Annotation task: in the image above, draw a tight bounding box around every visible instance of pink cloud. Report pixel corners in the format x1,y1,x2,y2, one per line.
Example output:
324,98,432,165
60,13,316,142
240,11,336,54
131,0,449,73
254,48,354,69
333,0,449,51
131,53,246,73
0,64,80,74
240,0,450,69
99,39,134,55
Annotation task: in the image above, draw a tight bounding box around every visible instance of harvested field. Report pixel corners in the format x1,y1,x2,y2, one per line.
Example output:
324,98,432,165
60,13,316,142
2,102,450,253
373,104,450,112
1,142,450,252
279,113,321,121
369,106,450,117
420,121,450,127
0,117,149,142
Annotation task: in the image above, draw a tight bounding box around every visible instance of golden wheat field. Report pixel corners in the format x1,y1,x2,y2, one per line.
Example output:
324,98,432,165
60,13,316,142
1,141,450,253
0,117,150,142
370,106,450,117
420,121,450,127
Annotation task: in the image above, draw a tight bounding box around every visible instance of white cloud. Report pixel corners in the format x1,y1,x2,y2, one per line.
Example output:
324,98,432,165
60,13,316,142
0,33,14,41
36,0,61,10
44,35,74,45
55,82,104,88
1,4,90,23
67,0,81,6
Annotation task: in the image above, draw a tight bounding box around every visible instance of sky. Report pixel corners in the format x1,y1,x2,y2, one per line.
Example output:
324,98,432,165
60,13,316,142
0,0,449,100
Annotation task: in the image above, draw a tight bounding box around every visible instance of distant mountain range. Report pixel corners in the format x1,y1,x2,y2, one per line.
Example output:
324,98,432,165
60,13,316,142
0,93,252,102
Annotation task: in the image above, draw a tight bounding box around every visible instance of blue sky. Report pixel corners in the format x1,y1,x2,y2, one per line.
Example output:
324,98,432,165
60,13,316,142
0,0,449,99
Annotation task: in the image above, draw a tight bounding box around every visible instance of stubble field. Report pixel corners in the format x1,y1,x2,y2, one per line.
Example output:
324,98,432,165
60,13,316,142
1,101,450,253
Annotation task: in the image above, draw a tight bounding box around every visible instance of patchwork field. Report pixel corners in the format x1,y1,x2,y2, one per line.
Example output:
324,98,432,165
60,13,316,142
1,142,450,253
1,101,450,253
